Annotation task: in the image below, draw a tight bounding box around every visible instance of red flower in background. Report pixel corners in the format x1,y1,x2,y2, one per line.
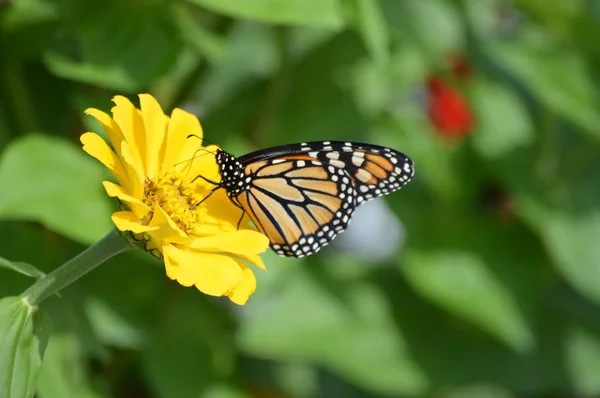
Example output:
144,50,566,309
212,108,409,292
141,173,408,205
424,54,475,140
426,76,474,139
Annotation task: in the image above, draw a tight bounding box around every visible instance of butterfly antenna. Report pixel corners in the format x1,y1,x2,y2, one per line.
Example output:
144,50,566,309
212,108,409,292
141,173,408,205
172,147,216,176
173,147,214,166
186,134,218,147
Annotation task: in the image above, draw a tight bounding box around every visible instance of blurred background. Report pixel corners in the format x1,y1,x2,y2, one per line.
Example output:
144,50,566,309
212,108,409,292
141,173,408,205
1,0,600,397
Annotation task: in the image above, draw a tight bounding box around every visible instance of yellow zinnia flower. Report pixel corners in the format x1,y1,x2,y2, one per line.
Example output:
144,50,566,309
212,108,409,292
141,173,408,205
80,94,270,305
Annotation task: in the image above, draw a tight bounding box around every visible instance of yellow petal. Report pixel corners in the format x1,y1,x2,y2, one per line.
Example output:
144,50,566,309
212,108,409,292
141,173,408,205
102,181,145,205
198,208,262,237
163,246,194,287
84,108,124,150
163,108,204,171
233,253,267,271
102,181,149,218
112,95,146,175
149,205,191,245
139,94,168,177
119,140,144,198
202,190,248,228
227,264,256,305
189,230,269,254
111,211,158,233
80,132,128,186
81,110,143,197
163,245,244,296
177,143,221,182
192,223,237,236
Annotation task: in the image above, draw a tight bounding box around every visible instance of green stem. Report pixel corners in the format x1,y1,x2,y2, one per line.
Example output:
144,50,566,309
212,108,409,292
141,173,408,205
21,229,132,306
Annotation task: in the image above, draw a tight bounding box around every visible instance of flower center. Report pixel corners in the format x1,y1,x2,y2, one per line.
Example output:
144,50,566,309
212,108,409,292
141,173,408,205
142,170,208,234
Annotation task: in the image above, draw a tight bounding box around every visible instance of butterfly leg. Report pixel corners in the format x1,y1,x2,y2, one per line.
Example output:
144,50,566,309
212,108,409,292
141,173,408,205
191,186,221,208
192,174,220,186
236,211,246,230
226,196,246,230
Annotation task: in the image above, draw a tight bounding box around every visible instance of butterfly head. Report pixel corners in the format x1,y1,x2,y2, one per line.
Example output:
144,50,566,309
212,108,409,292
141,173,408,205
215,149,247,196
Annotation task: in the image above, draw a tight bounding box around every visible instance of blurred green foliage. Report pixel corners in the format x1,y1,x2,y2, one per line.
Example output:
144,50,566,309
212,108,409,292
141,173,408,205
1,0,600,397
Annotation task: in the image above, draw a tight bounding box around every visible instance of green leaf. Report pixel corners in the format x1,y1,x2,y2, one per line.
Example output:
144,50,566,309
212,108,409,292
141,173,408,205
514,0,585,38
1,0,59,30
352,43,430,118
84,296,149,350
0,223,64,298
349,0,390,65
382,114,467,201
404,249,535,353
0,257,45,280
0,134,113,245
140,289,235,398
557,291,600,395
81,250,165,350
435,384,514,398
488,41,600,139
350,60,389,116
269,32,367,144
203,385,249,398
350,45,428,116
565,326,600,396
381,0,463,58
0,296,51,398
186,0,344,28
44,1,180,91
238,262,430,396
469,79,534,159
400,216,542,354
517,197,600,306
43,52,141,93
36,332,106,398
201,23,277,110
378,267,572,392
463,0,500,40
171,3,227,63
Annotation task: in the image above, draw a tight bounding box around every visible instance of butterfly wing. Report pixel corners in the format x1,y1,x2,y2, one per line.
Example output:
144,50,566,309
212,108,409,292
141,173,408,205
237,141,414,204
232,141,414,257
298,141,414,204
234,156,357,257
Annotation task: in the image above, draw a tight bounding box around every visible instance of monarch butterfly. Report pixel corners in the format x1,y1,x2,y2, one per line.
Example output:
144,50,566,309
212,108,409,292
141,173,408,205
196,141,414,258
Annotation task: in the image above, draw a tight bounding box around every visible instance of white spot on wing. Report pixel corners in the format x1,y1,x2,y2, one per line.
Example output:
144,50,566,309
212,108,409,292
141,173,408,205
356,169,373,183
329,159,345,168
352,156,364,167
